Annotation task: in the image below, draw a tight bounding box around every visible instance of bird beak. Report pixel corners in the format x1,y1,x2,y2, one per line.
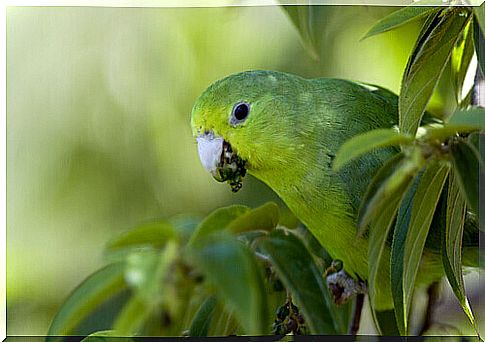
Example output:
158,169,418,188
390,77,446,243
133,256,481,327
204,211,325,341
196,131,247,192
196,131,225,180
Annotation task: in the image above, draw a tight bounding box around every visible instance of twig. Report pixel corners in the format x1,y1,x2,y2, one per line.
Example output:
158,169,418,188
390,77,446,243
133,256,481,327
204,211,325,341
348,293,365,335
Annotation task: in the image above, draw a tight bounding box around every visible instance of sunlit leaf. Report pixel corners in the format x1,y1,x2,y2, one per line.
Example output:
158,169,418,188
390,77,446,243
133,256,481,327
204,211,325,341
451,21,475,103
258,229,338,334
80,330,122,342
47,263,127,338
225,202,279,234
191,233,268,335
400,8,470,136
333,129,413,172
442,172,478,332
451,138,484,218
188,205,250,245
358,149,422,232
391,161,449,335
363,5,438,39
105,220,177,253
188,296,217,337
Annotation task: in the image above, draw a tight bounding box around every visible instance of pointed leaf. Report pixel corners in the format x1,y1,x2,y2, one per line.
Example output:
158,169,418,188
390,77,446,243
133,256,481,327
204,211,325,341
188,205,250,245
367,183,406,316
474,3,485,36
442,173,478,332
451,139,484,218
473,18,485,75
422,125,482,142
358,148,423,232
191,233,268,334
363,6,438,40
47,263,127,338
400,8,471,136
279,5,320,60
448,107,485,130
188,296,218,337
451,21,475,103
333,129,413,172
80,330,120,342
225,202,279,234
391,161,449,335
105,220,177,253
258,229,338,334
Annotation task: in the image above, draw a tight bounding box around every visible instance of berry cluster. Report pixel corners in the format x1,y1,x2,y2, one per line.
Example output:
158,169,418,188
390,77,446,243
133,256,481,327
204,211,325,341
272,301,307,335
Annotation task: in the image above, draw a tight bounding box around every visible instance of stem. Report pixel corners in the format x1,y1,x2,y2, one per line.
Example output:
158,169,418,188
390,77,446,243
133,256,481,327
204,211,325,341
348,293,365,335
419,281,440,335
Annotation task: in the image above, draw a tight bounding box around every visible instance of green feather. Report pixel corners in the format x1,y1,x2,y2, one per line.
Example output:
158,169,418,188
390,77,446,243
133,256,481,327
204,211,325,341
191,70,477,311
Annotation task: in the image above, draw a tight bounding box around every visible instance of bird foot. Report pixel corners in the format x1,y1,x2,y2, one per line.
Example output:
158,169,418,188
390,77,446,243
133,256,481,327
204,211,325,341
326,269,367,305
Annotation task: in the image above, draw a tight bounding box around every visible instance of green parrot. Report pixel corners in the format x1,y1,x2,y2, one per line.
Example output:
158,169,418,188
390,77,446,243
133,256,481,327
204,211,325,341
190,70,478,315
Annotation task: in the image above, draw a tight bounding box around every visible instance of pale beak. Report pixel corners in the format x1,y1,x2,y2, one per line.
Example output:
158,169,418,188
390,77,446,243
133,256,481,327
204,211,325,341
195,131,247,192
196,132,224,180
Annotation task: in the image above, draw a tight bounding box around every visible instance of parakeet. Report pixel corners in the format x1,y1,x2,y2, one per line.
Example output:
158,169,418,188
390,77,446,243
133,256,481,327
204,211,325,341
190,70,478,314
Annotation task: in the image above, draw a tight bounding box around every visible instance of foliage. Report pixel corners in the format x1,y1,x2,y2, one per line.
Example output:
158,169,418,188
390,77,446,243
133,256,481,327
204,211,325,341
47,3,484,339
48,203,356,338
333,4,484,336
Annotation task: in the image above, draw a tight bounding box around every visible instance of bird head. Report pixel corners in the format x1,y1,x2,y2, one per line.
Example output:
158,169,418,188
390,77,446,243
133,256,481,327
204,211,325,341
191,70,307,192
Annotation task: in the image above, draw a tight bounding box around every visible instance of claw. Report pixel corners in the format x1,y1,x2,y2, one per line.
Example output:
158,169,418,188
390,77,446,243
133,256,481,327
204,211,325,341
326,269,366,305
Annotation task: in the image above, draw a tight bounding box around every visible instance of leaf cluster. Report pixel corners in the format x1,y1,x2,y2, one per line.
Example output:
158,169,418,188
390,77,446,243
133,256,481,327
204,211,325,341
47,203,357,339
333,4,485,336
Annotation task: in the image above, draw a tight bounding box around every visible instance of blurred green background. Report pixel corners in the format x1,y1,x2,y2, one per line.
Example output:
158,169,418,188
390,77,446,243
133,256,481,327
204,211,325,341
7,5,483,335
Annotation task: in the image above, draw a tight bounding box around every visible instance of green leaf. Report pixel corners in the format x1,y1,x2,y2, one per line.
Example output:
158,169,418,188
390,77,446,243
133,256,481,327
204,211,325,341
333,129,413,172
112,295,150,336
363,6,438,40
373,309,400,336
420,107,485,142
113,241,179,335
225,202,279,234
358,149,423,232
421,124,482,142
442,172,478,332
258,229,338,334
391,161,449,335
279,6,320,60
188,296,218,337
105,220,177,253
399,8,471,136
474,3,485,36
80,330,123,342
367,181,405,318
47,263,127,338
188,205,250,245
448,107,485,130
451,139,484,217
451,21,475,104
191,233,268,334
473,18,485,75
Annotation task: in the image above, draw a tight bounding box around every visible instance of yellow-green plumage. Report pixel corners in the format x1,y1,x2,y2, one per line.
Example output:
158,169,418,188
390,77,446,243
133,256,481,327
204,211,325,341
190,70,473,311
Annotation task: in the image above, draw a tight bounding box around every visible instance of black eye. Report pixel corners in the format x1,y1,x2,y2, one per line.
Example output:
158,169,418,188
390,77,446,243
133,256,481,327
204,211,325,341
230,102,250,125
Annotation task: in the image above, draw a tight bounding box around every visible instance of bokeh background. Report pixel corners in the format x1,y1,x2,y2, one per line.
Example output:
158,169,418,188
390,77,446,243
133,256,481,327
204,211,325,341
7,5,483,335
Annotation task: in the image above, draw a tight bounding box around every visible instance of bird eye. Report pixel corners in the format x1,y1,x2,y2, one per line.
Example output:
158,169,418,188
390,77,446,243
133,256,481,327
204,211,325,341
230,102,250,126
